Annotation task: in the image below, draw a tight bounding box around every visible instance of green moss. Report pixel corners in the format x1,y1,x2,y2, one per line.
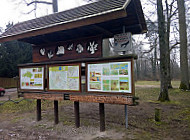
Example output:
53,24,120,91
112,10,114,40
179,82,188,90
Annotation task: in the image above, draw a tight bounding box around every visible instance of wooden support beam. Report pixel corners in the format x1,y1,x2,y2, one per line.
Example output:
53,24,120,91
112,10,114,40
37,99,41,121
99,103,105,132
70,95,133,105
125,105,128,128
74,101,80,128
54,100,59,124
92,25,113,37
24,93,64,101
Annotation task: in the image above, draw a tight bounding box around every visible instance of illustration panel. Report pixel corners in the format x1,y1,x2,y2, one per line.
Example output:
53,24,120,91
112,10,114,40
20,67,44,90
87,61,132,94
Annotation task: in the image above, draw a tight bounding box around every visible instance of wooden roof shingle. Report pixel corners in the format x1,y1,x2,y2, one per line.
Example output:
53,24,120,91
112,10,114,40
0,0,147,44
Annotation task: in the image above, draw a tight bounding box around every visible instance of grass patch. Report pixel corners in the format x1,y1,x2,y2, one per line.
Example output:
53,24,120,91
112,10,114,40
0,99,36,114
136,80,180,88
136,88,160,102
11,116,24,123
136,80,160,86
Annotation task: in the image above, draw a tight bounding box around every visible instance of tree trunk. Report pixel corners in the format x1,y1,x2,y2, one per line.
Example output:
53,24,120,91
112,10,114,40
144,59,147,78
53,0,58,13
157,0,169,101
165,0,173,89
153,37,157,81
136,60,140,80
177,0,190,90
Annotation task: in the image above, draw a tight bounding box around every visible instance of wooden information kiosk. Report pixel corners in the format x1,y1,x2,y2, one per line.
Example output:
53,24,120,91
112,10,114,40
0,0,147,131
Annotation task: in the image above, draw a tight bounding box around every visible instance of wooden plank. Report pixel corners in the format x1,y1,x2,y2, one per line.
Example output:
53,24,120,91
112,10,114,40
54,100,59,124
74,101,80,128
32,36,102,63
99,103,105,132
70,95,133,105
37,99,41,121
24,93,64,101
18,55,138,67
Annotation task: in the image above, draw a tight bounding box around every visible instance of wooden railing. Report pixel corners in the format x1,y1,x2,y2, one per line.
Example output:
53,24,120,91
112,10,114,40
0,77,17,88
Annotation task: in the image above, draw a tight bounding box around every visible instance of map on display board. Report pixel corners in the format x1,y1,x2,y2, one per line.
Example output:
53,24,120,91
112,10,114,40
48,64,80,91
20,67,44,90
87,61,132,93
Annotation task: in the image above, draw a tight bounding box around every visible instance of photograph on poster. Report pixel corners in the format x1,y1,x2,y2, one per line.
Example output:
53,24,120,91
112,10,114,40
20,67,44,90
88,61,132,93
49,65,80,91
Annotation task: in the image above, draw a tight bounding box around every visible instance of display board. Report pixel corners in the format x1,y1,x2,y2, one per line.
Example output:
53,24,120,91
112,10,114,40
48,64,81,92
87,60,132,94
19,67,44,90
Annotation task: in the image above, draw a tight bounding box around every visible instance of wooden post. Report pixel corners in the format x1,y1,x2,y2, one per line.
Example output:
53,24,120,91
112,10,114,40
37,99,41,121
54,100,59,124
155,108,161,122
125,105,128,128
74,101,80,128
99,103,105,132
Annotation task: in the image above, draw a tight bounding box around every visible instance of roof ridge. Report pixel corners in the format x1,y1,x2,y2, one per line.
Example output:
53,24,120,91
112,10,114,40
12,0,104,26
2,0,128,38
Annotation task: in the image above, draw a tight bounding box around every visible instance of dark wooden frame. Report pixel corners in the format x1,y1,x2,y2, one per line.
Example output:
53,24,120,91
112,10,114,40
19,65,45,92
86,58,135,96
47,63,82,93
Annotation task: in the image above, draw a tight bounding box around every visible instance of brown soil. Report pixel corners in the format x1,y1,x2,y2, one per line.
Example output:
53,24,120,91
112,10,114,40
0,88,189,140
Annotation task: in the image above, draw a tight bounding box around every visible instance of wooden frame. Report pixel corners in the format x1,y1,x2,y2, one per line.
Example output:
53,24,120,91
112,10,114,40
19,66,45,92
86,58,135,96
47,63,82,93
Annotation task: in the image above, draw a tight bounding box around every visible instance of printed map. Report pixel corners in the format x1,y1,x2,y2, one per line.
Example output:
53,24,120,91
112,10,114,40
49,65,80,91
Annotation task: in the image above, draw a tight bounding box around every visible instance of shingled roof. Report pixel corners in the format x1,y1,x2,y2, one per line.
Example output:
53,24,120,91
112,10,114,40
0,0,147,45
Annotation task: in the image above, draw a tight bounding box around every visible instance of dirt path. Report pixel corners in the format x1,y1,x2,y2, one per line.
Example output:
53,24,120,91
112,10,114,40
0,87,189,139
0,100,190,139
0,88,17,101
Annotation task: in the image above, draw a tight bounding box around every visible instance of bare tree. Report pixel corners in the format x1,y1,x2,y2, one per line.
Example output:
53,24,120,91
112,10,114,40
13,0,58,16
157,0,169,101
177,0,190,90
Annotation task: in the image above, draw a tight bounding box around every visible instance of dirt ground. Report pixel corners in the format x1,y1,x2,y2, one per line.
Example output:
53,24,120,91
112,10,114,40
0,86,190,140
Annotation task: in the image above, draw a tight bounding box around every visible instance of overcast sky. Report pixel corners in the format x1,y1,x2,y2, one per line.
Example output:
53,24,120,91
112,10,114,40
0,0,88,29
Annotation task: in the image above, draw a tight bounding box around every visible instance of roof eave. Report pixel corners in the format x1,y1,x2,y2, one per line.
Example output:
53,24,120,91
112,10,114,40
0,8,127,43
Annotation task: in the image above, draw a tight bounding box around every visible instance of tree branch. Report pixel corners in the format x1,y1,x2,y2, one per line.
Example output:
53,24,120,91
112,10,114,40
169,42,180,51
26,0,52,6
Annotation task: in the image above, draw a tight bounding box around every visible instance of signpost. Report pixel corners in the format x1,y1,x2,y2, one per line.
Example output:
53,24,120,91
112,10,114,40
19,56,136,130
1,0,147,132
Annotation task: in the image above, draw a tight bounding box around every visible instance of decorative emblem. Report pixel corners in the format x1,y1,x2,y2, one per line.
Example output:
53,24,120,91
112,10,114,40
47,50,54,59
56,46,65,55
87,41,98,54
114,33,132,52
67,43,74,51
39,48,45,56
76,44,84,53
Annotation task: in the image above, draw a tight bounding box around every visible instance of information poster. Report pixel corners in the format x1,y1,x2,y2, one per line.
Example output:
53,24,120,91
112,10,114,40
49,65,80,91
20,67,44,90
87,61,132,93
